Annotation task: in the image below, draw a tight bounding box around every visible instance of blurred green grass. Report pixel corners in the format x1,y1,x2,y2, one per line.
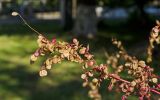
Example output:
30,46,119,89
0,22,150,100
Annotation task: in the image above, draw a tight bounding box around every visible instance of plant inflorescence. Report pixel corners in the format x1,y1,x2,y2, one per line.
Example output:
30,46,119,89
12,12,160,100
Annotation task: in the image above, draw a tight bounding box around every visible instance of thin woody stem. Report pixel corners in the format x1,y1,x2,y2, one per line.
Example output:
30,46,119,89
150,88,160,95
17,13,41,35
109,74,130,84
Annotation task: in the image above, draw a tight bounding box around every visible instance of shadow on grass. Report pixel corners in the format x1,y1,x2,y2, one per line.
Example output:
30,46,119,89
0,57,89,100
31,80,89,100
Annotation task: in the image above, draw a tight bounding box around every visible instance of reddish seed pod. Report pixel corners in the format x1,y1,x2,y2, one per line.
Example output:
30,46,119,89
121,95,127,100
34,50,39,57
157,84,160,88
153,27,159,33
73,38,78,43
85,54,93,60
34,52,39,57
87,61,94,66
73,38,79,46
79,47,86,54
51,38,56,44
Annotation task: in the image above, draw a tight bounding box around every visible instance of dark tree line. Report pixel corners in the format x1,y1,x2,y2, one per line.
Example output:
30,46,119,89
62,0,158,35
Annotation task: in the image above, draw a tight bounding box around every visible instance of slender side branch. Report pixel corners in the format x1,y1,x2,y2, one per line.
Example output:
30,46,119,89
109,74,130,84
150,88,160,95
11,12,41,35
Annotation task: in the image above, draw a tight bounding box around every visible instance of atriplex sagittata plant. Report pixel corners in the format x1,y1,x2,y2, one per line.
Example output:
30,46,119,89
12,12,160,100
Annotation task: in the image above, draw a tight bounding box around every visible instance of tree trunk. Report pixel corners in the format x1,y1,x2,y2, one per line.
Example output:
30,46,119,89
64,0,73,30
60,0,73,30
73,0,97,37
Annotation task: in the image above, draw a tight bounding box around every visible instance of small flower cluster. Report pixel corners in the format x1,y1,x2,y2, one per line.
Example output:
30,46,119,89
30,21,160,100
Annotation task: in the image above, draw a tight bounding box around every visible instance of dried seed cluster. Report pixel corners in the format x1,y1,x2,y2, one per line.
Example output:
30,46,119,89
147,20,160,63
30,21,160,100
